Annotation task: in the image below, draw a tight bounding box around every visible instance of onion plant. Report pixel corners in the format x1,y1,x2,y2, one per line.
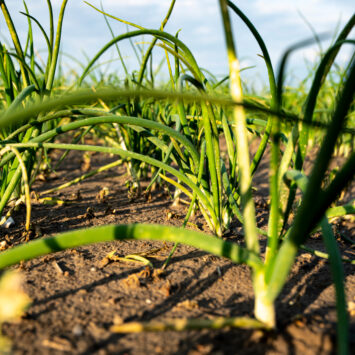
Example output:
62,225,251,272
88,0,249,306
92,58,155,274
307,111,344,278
0,0,69,226
78,1,277,236
79,0,180,192
0,1,354,355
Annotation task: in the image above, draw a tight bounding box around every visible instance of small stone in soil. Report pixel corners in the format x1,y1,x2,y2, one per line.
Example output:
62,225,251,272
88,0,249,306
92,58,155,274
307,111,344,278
72,324,84,336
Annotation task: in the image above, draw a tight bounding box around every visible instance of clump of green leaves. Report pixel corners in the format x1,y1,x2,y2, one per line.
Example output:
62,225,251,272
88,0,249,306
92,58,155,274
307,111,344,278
0,0,70,226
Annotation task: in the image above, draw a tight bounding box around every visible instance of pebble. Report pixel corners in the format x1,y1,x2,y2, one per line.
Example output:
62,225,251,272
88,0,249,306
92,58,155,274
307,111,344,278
72,324,83,336
0,216,15,228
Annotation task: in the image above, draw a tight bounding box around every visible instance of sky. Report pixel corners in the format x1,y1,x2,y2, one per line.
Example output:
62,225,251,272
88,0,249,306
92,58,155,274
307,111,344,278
0,0,354,88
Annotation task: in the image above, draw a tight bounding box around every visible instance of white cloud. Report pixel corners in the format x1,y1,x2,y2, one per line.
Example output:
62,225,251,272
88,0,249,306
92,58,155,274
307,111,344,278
249,0,351,28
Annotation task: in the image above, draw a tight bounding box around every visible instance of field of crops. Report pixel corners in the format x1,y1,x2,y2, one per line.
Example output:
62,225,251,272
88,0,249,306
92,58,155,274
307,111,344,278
0,1,354,354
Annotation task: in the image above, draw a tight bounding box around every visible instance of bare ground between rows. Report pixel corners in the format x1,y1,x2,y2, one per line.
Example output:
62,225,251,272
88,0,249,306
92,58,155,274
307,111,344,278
1,149,354,355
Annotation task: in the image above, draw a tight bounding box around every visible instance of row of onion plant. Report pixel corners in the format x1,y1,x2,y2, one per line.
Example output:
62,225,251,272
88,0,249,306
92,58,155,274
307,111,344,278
0,0,71,229
0,1,354,354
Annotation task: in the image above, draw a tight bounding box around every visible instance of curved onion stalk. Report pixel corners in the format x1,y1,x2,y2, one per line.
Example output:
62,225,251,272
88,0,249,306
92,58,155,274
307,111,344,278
0,224,262,270
0,115,199,171
0,88,351,135
0,221,267,333
84,0,177,85
0,89,226,130
0,85,352,213
0,221,266,336
1,87,332,208
5,107,117,141
0,87,351,230
79,30,202,85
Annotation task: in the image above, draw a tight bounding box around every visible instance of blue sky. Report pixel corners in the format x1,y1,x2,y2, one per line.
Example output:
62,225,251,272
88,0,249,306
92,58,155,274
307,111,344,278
1,0,354,87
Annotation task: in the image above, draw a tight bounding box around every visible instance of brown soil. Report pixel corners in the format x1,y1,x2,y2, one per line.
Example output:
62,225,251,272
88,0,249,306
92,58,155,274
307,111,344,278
1,148,354,355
